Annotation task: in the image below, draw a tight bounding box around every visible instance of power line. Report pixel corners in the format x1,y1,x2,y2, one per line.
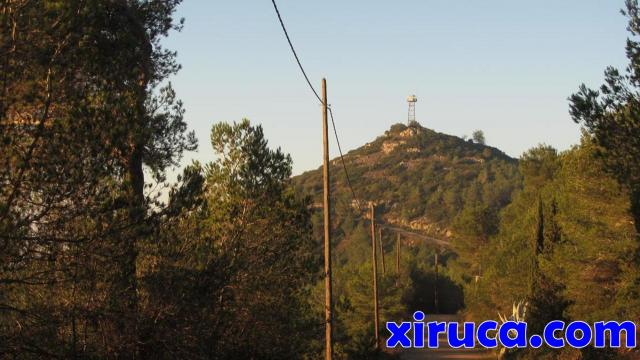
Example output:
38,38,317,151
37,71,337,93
269,0,451,248
270,0,322,104
328,107,362,212
269,0,363,212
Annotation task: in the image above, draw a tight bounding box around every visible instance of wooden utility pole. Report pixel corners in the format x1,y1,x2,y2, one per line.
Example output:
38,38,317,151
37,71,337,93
434,251,439,314
396,233,400,274
379,227,385,274
322,78,333,360
370,202,379,349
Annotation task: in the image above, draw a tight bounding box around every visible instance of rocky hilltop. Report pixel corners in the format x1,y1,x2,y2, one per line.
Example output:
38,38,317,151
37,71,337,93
293,122,520,242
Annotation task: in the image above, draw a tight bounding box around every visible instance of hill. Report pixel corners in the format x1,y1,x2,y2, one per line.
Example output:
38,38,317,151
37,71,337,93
293,122,524,355
293,122,521,243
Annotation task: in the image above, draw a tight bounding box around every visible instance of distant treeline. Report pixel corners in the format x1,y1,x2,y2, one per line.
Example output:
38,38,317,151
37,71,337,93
451,1,640,358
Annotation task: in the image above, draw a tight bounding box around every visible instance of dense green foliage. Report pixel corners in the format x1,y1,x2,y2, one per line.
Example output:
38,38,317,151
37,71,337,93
0,1,315,358
293,123,521,355
140,120,319,358
569,0,640,235
455,3,640,358
3,1,640,359
461,137,640,359
1,0,195,356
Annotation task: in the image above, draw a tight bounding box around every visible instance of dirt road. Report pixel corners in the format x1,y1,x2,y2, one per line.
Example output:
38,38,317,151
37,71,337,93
400,315,495,360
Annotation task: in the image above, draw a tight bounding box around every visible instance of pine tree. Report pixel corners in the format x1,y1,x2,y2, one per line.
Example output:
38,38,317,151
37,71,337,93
0,1,195,356
569,0,640,234
527,198,568,340
142,120,318,358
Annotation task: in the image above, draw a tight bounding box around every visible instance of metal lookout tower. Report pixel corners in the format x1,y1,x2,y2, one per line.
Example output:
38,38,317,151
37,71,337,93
407,94,417,125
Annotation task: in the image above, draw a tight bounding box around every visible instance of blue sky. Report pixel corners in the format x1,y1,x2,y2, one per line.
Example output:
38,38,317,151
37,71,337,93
163,0,630,176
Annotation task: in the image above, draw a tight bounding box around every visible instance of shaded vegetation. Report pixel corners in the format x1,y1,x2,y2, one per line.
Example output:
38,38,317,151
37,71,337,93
3,1,640,359
293,122,520,355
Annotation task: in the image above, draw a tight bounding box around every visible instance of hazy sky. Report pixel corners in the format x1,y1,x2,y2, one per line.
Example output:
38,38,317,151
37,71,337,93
163,0,630,176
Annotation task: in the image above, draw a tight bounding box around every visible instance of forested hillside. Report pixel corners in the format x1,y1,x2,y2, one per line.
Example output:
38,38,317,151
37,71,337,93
4,1,640,359
293,123,523,357
455,136,640,359
294,122,520,241
294,119,640,359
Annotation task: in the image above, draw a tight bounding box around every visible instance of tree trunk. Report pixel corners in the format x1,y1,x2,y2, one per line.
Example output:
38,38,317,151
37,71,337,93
113,144,144,357
631,187,640,236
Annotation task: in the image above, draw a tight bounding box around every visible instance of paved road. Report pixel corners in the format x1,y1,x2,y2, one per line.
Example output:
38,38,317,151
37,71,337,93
400,315,495,360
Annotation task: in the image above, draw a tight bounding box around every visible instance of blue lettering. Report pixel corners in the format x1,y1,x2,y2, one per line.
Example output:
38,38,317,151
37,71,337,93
476,320,498,348
427,321,446,348
447,322,475,348
413,311,425,348
498,321,527,348
594,321,636,348
566,321,592,348
543,320,565,348
386,322,411,348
